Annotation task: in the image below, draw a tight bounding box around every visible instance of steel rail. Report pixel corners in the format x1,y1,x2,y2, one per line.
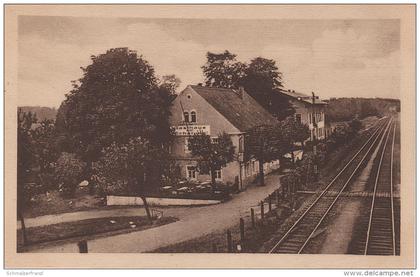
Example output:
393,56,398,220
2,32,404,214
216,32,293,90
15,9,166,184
364,118,394,255
297,118,393,253
390,120,397,255
268,118,390,254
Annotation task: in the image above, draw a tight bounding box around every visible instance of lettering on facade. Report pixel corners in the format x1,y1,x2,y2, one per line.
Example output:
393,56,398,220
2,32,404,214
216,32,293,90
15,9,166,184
172,125,210,136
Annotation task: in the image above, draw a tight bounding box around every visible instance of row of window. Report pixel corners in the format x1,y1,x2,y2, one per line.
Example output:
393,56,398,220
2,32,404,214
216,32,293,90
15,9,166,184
295,113,324,124
308,112,324,124
312,127,325,139
186,165,222,180
183,111,197,123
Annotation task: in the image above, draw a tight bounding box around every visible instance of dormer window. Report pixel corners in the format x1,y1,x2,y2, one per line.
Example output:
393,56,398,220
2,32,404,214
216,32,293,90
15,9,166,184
187,94,192,99
190,111,197,123
183,112,189,122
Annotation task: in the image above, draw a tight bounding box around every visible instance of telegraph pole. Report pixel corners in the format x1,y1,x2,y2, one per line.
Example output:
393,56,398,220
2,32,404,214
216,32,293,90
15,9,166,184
312,92,318,175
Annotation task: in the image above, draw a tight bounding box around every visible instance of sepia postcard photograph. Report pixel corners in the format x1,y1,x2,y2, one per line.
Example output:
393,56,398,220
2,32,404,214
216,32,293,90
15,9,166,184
4,4,416,269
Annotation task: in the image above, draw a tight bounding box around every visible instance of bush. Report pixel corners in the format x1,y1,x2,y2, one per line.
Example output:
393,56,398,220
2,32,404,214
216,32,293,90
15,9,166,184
315,142,328,164
160,161,182,187
349,119,362,134
54,153,86,198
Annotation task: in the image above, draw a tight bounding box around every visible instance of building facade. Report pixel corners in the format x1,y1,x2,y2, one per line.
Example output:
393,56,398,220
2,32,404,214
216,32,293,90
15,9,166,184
169,85,280,190
280,89,328,140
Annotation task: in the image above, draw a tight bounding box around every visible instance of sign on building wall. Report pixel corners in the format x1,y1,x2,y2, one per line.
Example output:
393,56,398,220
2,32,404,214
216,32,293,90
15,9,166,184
172,125,210,136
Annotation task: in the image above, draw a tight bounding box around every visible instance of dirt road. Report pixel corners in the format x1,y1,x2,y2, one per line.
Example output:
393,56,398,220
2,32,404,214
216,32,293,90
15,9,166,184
30,172,282,253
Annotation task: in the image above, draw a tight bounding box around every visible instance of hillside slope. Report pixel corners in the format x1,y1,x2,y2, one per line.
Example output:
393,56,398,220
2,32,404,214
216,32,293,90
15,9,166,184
325,98,400,122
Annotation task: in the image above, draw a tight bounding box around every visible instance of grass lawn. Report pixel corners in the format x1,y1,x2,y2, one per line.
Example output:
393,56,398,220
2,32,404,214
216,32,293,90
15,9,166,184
18,216,177,252
24,188,106,218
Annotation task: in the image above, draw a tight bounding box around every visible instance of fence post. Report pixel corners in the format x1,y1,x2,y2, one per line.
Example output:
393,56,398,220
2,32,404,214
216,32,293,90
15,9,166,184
227,230,232,253
240,218,245,242
290,193,295,211
276,190,280,206
260,201,264,220
78,240,88,253
268,196,272,212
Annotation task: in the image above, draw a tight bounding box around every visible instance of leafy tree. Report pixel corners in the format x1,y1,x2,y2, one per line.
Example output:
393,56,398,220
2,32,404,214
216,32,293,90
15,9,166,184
284,151,320,193
360,100,379,118
161,160,182,187
240,57,294,120
329,124,348,146
93,137,168,222
315,142,328,164
327,122,362,150
201,52,294,120
281,172,299,195
55,48,174,192
244,125,285,186
17,109,37,245
54,152,86,198
159,74,181,95
326,98,398,122
188,132,235,188
294,122,311,150
201,50,246,88
278,117,310,163
302,152,321,184
31,119,59,189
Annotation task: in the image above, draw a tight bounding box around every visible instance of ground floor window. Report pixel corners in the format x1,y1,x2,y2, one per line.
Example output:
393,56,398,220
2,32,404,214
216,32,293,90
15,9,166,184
186,165,197,179
213,169,222,180
295,113,302,123
315,127,324,138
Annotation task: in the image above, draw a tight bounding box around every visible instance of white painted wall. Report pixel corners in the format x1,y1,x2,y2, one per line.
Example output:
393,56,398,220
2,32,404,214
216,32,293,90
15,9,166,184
107,195,221,207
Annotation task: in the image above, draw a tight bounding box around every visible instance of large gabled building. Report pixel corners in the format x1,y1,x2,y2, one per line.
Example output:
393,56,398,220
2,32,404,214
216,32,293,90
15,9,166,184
169,85,280,190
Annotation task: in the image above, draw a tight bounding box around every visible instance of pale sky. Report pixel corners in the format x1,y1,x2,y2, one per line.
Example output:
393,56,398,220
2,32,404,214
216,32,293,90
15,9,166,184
18,16,400,108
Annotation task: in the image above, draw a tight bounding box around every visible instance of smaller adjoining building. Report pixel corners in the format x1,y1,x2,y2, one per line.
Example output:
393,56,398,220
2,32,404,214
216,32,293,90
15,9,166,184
169,85,280,190
280,89,328,141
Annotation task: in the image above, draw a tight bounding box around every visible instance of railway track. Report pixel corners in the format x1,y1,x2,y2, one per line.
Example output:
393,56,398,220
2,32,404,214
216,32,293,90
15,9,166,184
268,118,392,254
350,118,400,255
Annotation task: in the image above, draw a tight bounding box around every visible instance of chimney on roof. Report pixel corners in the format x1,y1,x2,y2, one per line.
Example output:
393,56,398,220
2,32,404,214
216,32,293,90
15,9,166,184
197,83,203,86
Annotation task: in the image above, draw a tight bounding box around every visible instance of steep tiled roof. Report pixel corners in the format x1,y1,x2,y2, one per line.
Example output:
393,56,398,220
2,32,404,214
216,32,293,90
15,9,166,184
279,89,327,105
190,85,278,132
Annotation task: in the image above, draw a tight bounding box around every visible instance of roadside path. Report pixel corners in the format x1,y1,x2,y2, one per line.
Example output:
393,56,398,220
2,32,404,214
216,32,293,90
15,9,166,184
30,172,282,253
18,207,149,229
